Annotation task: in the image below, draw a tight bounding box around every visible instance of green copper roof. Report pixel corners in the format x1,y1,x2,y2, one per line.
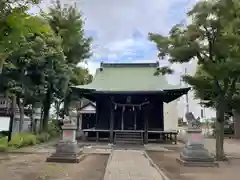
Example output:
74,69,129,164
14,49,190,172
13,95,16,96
73,62,184,92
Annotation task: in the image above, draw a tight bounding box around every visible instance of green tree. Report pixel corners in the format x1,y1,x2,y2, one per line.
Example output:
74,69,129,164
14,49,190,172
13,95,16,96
195,65,240,138
1,16,65,132
1,0,92,133
41,0,92,123
0,0,50,73
149,0,240,160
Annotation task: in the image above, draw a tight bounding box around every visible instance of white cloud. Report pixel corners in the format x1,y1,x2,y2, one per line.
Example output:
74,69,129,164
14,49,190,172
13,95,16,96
78,0,174,43
78,61,100,75
107,39,136,52
32,0,199,80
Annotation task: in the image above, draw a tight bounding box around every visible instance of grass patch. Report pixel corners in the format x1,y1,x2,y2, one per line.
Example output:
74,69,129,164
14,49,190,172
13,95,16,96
0,121,60,151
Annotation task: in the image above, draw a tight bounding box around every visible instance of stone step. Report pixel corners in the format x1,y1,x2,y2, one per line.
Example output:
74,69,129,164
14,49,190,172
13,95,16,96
115,134,142,138
116,132,142,135
114,132,143,145
115,137,143,141
115,131,142,134
114,140,143,144
113,144,144,150
115,138,143,141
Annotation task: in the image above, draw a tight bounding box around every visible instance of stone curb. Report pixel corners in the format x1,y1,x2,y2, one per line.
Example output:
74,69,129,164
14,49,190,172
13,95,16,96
102,148,114,180
143,151,171,180
3,151,51,154
46,153,86,163
5,139,59,153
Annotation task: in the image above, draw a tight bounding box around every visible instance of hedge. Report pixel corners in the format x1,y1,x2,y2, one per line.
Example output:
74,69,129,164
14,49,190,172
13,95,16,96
0,120,60,151
0,136,8,151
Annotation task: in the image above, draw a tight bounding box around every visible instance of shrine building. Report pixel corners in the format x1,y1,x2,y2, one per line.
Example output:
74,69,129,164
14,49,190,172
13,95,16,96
71,62,190,144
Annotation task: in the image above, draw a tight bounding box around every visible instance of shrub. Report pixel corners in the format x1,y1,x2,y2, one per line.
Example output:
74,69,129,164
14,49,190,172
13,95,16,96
8,134,23,148
8,132,37,148
3,120,60,150
36,132,50,143
0,131,8,137
0,136,8,151
47,120,60,137
21,133,37,146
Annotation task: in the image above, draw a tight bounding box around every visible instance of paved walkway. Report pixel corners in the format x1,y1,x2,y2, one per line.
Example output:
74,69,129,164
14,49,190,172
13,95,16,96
103,150,164,180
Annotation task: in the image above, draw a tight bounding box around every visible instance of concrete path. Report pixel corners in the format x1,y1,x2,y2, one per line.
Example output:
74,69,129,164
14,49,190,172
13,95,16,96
103,150,164,180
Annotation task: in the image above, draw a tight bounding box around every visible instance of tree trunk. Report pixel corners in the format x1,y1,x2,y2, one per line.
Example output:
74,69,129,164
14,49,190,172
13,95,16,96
0,56,6,74
16,97,24,132
215,100,226,161
63,94,70,116
232,110,240,139
42,88,52,132
8,96,16,142
39,107,43,132
56,101,60,121
30,104,36,133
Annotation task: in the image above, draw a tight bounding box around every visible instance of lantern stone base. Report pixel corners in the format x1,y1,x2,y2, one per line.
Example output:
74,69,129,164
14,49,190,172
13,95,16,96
177,128,218,167
176,153,218,167
46,140,82,163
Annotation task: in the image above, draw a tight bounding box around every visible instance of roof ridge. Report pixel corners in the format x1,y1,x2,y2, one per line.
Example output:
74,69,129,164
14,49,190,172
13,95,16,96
100,62,159,68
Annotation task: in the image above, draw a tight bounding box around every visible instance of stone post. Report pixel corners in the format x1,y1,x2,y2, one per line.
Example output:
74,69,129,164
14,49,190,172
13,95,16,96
32,103,41,133
177,128,218,167
232,110,240,139
46,115,81,163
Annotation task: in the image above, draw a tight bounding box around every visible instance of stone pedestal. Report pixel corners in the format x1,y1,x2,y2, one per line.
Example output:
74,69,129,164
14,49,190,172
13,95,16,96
177,128,218,167
46,116,82,163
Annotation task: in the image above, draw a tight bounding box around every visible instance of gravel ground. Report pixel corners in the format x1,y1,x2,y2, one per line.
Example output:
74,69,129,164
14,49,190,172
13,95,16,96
0,153,109,180
147,150,240,180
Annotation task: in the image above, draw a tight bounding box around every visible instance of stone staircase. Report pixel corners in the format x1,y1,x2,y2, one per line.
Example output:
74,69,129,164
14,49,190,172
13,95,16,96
114,131,143,145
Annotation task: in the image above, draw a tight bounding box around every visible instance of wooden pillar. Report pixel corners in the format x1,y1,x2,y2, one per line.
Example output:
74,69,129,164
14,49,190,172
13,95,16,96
144,106,148,144
121,106,124,130
78,113,84,140
95,101,99,129
110,100,114,143
174,133,177,144
134,107,137,130
96,131,99,142
77,113,81,130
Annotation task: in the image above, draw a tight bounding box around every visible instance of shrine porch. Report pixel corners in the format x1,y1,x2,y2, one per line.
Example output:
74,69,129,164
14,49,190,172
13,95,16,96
80,128,178,144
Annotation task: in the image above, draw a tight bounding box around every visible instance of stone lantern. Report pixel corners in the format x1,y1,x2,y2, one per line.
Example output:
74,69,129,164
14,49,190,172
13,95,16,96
46,115,82,163
176,112,218,167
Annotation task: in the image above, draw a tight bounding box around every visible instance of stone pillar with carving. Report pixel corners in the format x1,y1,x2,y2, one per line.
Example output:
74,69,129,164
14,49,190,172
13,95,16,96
46,115,81,163
177,112,218,167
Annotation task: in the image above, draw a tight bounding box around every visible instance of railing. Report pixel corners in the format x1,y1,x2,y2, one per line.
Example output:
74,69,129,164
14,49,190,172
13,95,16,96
80,129,178,144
